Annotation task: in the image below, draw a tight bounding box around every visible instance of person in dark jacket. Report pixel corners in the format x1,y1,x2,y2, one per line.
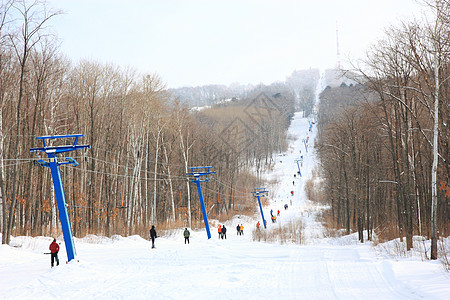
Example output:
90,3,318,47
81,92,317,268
49,238,60,267
221,225,227,239
236,224,241,235
183,228,190,244
150,225,157,248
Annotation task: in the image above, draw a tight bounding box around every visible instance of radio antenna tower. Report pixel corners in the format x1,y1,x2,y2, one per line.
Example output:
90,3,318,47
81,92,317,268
336,21,341,69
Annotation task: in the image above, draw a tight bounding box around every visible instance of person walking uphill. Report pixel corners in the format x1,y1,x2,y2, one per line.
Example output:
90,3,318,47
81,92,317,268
49,238,59,267
150,225,157,249
183,228,190,244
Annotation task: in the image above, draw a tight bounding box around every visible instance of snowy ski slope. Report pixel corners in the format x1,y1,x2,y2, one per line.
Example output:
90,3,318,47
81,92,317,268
1,112,449,300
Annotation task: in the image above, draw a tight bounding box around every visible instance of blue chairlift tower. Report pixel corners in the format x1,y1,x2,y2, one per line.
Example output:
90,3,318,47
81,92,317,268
252,188,268,229
294,156,303,177
30,134,90,262
186,166,215,239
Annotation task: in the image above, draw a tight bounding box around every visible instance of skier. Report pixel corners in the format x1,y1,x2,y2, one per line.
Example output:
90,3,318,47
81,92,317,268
270,209,273,217
291,191,294,196
236,224,241,235
49,238,59,267
218,225,222,239
240,224,244,235
284,204,288,210
256,221,260,229
277,210,280,216
150,225,157,249
183,228,190,244
293,181,295,186
221,225,227,239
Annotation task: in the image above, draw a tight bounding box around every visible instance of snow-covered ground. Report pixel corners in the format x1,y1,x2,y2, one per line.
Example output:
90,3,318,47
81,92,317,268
1,112,449,300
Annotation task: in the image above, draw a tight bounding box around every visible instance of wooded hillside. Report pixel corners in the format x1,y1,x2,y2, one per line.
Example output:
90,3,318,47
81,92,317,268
0,1,298,243
316,2,449,260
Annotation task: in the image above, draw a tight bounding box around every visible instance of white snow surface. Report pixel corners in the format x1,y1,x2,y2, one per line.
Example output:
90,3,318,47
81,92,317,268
1,112,449,300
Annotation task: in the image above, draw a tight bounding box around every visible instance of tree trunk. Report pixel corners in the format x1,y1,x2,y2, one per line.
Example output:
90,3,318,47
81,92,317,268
430,46,440,260
0,104,6,244
152,128,161,224
7,55,27,244
162,137,176,222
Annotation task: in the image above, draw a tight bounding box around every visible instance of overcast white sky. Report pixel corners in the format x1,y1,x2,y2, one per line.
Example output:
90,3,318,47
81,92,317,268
47,0,425,88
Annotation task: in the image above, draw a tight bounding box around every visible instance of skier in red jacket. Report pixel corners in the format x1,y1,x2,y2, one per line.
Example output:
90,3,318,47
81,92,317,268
218,225,222,239
49,238,60,267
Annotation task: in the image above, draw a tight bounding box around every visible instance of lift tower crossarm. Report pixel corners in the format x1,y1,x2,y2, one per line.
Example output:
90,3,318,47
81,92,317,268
30,134,90,154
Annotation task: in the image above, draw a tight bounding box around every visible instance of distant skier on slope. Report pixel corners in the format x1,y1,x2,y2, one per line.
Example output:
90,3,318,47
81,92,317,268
221,225,227,239
183,228,190,244
236,224,241,235
218,225,222,239
49,238,59,267
256,221,260,229
240,224,244,235
150,225,157,249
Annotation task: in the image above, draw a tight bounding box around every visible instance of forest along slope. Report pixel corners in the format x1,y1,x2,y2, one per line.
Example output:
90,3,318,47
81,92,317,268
0,112,449,300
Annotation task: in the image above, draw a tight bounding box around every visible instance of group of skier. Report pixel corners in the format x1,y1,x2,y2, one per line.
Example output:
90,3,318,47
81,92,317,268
48,211,283,267
48,208,285,267
48,201,289,267
269,209,281,223
218,224,227,239
236,224,244,235
255,205,287,228
217,223,244,239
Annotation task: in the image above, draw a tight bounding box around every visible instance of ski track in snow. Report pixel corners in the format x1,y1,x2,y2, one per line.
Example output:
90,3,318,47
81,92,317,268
1,111,449,300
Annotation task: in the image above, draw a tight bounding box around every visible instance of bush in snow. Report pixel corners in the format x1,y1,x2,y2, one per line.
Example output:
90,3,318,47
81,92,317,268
251,219,304,245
